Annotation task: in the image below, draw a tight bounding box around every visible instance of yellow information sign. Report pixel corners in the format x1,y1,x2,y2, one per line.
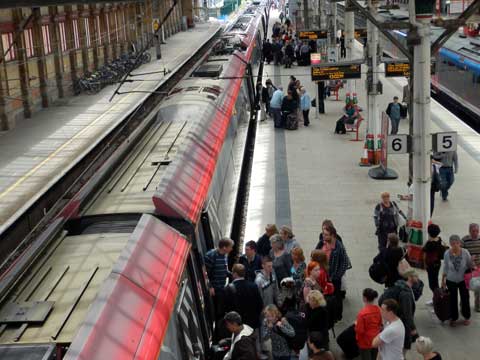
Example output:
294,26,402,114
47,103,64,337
385,62,411,77
298,30,328,40
311,64,362,81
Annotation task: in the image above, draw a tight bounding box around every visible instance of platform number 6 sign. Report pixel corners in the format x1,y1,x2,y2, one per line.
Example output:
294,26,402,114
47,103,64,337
388,135,409,154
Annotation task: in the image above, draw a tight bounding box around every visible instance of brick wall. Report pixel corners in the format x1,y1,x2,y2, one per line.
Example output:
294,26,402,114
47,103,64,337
0,0,189,131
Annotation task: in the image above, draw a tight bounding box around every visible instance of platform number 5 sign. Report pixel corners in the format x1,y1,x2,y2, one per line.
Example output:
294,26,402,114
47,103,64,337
433,132,457,152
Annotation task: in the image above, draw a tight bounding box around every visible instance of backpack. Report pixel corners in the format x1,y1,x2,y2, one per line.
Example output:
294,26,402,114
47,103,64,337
378,285,402,307
281,310,308,351
369,261,387,284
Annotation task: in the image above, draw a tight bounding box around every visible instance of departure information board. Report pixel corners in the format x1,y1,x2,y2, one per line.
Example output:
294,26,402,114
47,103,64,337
354,28,368,39
311,64,362,81
385,61,436,77
385,62,411,77
298,30,328,40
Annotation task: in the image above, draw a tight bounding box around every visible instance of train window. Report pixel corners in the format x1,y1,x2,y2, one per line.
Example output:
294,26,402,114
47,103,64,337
177,279,205,359
186,86,200,92
159,306,183,360
202,86,222,96
169,87,183,95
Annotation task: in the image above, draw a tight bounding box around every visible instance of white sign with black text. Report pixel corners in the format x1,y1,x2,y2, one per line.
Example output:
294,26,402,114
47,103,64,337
433,132,457,152
388,134,409,154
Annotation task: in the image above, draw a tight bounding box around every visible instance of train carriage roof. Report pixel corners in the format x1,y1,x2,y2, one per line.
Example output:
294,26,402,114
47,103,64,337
150,23,263,225
64,214,190,360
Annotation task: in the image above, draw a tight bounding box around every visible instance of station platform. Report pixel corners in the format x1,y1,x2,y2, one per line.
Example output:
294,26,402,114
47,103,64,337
0,21,220,233
245,11,480,360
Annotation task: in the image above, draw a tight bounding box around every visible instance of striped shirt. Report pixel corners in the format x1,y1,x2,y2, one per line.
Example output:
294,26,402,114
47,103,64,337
463,236,480,266
204,249,229,291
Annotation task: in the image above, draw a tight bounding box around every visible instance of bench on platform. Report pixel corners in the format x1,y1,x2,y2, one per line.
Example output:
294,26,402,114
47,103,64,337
345,114,364,141
329,82,343,101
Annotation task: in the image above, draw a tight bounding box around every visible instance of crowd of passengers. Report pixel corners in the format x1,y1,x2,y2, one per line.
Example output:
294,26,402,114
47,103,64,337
204,208,480,360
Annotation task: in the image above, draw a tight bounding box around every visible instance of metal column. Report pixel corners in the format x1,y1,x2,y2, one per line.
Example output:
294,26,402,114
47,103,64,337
366,0,380,164
327,0,337,63
345,0,355,93
411,10,432,244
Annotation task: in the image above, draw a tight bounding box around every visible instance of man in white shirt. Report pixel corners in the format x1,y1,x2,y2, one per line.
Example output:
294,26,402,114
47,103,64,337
372,299,405,360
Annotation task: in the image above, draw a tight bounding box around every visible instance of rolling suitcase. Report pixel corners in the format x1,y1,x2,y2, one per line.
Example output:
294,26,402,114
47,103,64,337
433,288,451,322
336,324,359,359
285,113,298,130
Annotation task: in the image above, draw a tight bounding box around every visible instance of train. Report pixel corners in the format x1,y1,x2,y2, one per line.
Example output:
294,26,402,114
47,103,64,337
382,26,480,124
378,11,480,125
337,2,480,126
0,3,268,360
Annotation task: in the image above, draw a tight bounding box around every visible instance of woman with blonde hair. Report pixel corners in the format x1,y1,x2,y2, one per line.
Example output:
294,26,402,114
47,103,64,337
415,336,442,359
306,290,329,350
261,304,295,360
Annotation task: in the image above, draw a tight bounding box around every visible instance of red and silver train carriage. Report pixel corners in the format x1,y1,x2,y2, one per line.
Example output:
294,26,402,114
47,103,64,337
0,4,268,360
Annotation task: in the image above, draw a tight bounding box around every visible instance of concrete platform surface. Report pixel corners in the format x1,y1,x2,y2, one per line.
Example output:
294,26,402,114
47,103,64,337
245,9,480,360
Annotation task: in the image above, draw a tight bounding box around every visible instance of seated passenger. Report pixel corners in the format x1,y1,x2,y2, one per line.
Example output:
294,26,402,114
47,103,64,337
335,102,357,134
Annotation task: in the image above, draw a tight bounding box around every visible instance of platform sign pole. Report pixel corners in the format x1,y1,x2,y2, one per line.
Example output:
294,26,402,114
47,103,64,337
365,0,380,165
327,1,338,64
320,0,327,29
345,0,355,94
411,0,434,250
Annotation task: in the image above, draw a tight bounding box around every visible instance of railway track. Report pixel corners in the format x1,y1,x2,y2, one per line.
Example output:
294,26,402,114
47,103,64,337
0,29,221,276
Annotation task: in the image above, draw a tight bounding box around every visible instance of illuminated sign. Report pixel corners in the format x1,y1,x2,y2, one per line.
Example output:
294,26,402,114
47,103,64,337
385,62,411,77
354,28,368,39
310,53,321,65
298,30,328,40
384,61,436,77
311,64,362,81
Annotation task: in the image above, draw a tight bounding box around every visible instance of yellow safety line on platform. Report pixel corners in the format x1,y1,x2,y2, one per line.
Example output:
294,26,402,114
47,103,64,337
0,72,154,200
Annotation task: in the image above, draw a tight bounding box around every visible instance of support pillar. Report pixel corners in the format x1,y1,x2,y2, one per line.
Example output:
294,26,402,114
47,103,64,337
411,7,432,248
327,0,337,63
303,0,310,29
365,0,380,165
345,0,355,94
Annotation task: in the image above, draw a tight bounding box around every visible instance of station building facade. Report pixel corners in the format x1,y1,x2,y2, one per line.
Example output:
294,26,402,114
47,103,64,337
0,0,200,130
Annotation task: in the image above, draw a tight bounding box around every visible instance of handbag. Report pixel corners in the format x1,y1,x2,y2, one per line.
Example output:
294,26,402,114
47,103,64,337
464,267,480,289
470,277,480,292
397,247,411,277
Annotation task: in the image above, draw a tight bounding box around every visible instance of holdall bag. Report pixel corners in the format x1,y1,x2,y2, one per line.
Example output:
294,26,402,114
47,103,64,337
336,324,359,359
285,113,298,130
433,287,451,322
464,268,480,289
369,261,387,284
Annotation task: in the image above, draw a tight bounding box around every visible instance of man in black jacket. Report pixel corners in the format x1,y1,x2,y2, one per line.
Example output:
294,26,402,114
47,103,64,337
379,269,419,351
223,312,258,360
239,241,262,282
257,224,278,258
224,264,264,329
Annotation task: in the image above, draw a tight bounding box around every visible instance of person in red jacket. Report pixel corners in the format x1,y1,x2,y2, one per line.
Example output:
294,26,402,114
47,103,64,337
310,250,335,296
355,288,382,360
